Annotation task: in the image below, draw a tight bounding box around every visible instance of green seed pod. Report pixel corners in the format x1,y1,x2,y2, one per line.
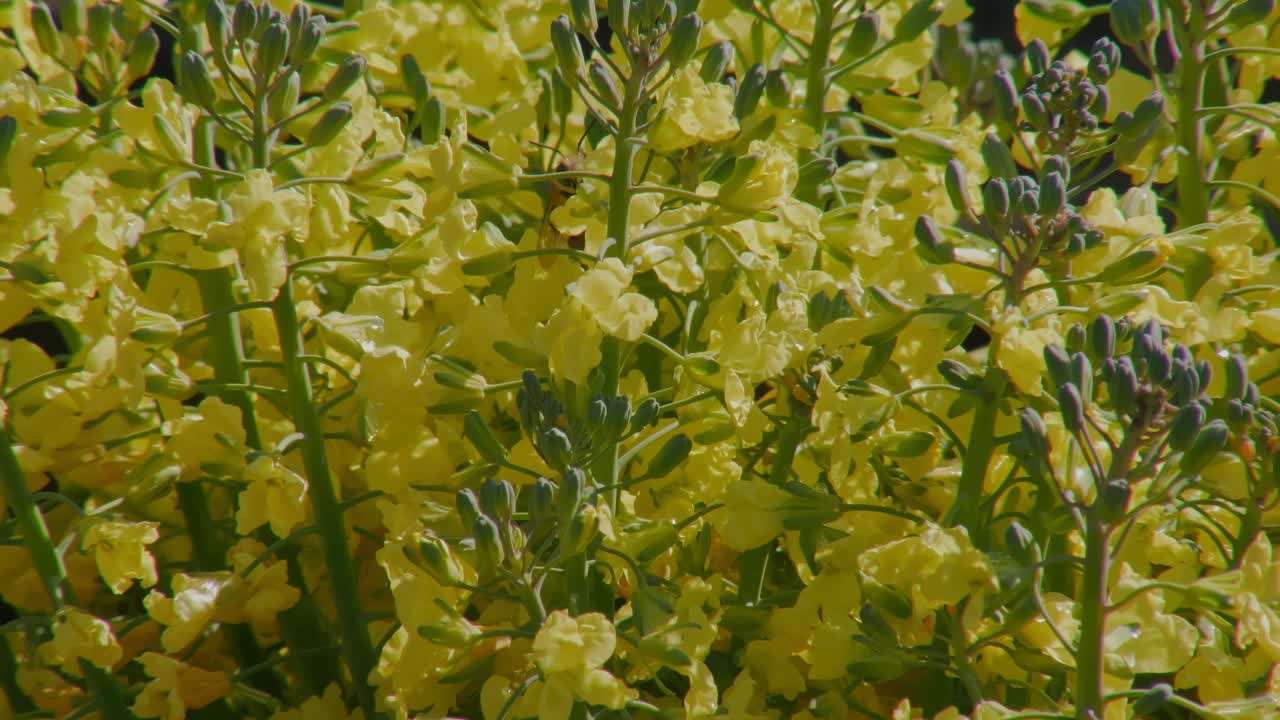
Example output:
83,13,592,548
290,17,325,66
269,69,301,121
479,477,516,523
536,71,553,130
1089,316,1115,362
473,515,505,572
257,19,289,75
1005,521,1041,566
551,15,584,78
631,397,660,431
1096,478,1131,525
1133,684,1174,717
180,52,219,108
699,39,734,83
0,116,17,165
765,69,790,108
734,63,767,119
944,159,970,215
232,0,258,41
541,427,573,469
646,434,691,479
1180,419,1229,476
570,0,598,36
1110,0,1158,47
1225,353,1248,401
308,102,353,146
126,27,160,79
323,55,367,102
893,0,942,44
843,13,879,58
464,410,507,465
1167,402,1206,451
207,0,231,60
981,132,1018,180
664,13,702,72
914,215,954,264
559,466,584,527
1019,408,1051,459
1058,382,1085,433
31,3,61,57
983,178,1010,224
588,58,622,108
1039,171,1066,216
456,488,481,531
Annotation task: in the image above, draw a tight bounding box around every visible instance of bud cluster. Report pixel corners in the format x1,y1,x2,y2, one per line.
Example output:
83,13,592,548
991,38,1118,155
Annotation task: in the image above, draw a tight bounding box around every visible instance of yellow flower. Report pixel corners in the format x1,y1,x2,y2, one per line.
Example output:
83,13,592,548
269,683,361,720
571,258,659,342
167,397,247,481
650,65,740,153
859,525,997,611
41,609,123,672
710,479,791,551
531,611,636,720
546,300,604,385
717,140,798,212
144,573,228,653
218,539,302,640
81,520,160,594
132,653,232,720
235,455,309,539
204,170,308,301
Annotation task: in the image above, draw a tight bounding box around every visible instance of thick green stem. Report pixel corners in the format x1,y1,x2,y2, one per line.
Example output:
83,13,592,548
1175,7,1208,226
944,370,1007,537
1075,510,1110,720
273,279,378,719
804,0,837,134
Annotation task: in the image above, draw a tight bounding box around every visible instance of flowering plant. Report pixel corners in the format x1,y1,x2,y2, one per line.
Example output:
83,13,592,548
2,1,1279,719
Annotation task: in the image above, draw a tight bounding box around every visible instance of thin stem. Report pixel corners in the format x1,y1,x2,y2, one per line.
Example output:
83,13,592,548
1075,509,1110,720
805,0,837,134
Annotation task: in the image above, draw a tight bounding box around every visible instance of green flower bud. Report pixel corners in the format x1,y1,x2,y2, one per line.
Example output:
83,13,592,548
126,28,160,80
479,477,516,523
530,477,557,529
541,427,573,469
914,215,954,264
983,177,1010,224
324,55,366,102
1127,93,1165,137
1096,478,1131,525
863,580,912,619
734,63,767,119
1039,171,1066,216
699,39,734,83
406,534,462,585
944,159,970,215
570,0,598,35
893,0,942,44
1089,315,1115,362
41,107,96,129
646,434,691,479
536,71,553,130
1058,382,1085,433
232,0,258,41
417,615,479,647
1180,419,1229,476
981,132,1018,180
607,0,630,41
1225,0,1276,30
287,2,310,38
636,635,692,667
1167,402,1206,451
401,54,430,107
1019,407,1051,458
143,362,195,399
1095,247,1162,284
63,0,87,37
290,17,325,66
551,15,584,78
664,13,702,71
1225,353,1248,401
1005,521,1041,566
207,0,231,60
129,309,183,344
473,515,505,573
1107,357,1138,413
559,466,584,528
179,51,218,109
795,157,836,197
456,488,481,530
937,358,980,389
1110,0,1158,47
1070,351,1093,401
631,397,660,431
603,396,631,439
86,2,112,49
464,410,507,465
1022,91,1049,129
0,116,17,165
257,19,289,74
992,70,1018,128
420,96,446,144
765,69,790,108
563,505,599,556
1024,38,1050,74
308,102,353,146
1133,684,1174,717
460,251,514,276
269,69,301,121
896,128,955,164
1042,344,1072,394
151,114,188,160
31,3,61,57
843,13,880,59
588,58,622,108
718,151,762,201
875,431,934,457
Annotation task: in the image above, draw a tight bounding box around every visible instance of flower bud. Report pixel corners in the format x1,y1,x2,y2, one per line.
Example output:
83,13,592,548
308,102,353,146
563,505,599,555
31,3,61,57
417,615,479,647
588,58,622,108
41,106,96,128
859,603,898,644
607,0,630,41
1225,0,1276,30
1147,346,1172,385
1133,684,1174,717
290,17,325,66
1180,419,1229,476
603,396,631,439
1039,171,1066,216
1167,402,1206,451
646,434,691,479
400,54,431,108
324,55,366,102
664,13,702,71
257,19,289,74
570,0,598,35
1095,247,1163,284
551,16,584,78
631,397,660,431
126,28,160,79
530,477,557,528
152,114,188,160
983,177,1010,224
1107,356,1138,413
1042,343,1072,392
1019,408,1051,459
844,13,880,58
937,358,980,389
981,132,1018,180
269,69,301,121
1171,362,1199,406
456,488,481,530
876,431,935,457
179,52,218,109
541,427,573,469
1096,478,1131,525
700,40,734,83
559,466,584,527
734,63,767,119
63,0,87,37
1110,0,1158,47
406,535,462,585
1070,351,1092,401
991,70,1018,128
1225,353,1248,401
1089,315,1115,362
765,69,790,108
896,128,955,164
1024,38,1050,74
1021,91,1049,129
473,515,505,573
233,0,258,41
0,116,17,165
1005,521,1041,566
893,0,942,44
944,159,970,215
419,96,446,144
86,3,113,49
479,477,516,524
464,410,507,465
207,0,231,59
1087,51,1112,83
914,215,954,264
1058,382,1085,433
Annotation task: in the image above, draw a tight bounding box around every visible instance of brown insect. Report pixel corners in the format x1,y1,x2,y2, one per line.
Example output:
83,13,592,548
532,140,587,266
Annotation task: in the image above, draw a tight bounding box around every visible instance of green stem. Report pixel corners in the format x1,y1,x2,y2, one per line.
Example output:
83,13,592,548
1075,510,1109,720
1175,5,1208,226
739,417,809,606
273,279,378,719
0,634,34,714
944,370,1007,537
804,0,836,134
